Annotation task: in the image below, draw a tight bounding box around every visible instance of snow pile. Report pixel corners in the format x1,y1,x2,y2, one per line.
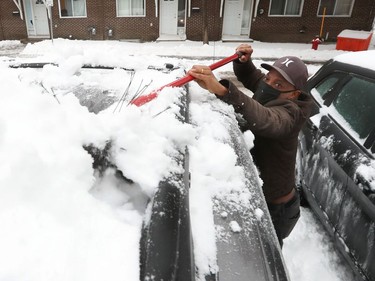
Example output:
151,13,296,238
356,160,375,191
0,50,198,280
283,208,356,281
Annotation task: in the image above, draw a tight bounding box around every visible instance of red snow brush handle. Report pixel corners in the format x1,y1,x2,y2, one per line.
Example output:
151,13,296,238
130,52,242,107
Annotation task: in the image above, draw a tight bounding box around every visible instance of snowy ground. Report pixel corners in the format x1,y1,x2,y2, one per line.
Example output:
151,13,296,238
1,38,373,281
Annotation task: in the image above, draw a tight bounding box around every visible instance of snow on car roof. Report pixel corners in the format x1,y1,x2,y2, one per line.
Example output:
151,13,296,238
333,50,375,71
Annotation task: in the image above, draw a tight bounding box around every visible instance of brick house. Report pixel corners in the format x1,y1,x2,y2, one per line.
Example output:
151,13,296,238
0,0,374,43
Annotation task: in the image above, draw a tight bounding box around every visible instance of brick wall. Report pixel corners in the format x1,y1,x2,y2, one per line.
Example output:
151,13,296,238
0,9,4,41
50,0,158,41
186,0,223,41
0,0,373,43
51,0,102,40
250,0,375,43
0,1,27,40
105,0,159,41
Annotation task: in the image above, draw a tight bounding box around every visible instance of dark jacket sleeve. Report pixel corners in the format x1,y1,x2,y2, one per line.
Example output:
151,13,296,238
233,59,264,93
217,79,302,139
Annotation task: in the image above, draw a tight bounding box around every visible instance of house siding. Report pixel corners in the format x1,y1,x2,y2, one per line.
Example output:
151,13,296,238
0,1,27,40
186,0,223,41
251,0,375,43
0,0,373,43
52,0,158,41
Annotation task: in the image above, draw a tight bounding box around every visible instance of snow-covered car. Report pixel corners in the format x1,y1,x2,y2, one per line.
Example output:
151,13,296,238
297,50,375,281
5,59,290,281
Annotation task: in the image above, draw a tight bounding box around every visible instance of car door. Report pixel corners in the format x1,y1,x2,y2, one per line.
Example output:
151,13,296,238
302,67,375,280
325,73,375,281
300,71,351,235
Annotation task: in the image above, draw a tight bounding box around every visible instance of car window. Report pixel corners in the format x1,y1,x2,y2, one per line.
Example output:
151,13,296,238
315,72,346,99
332,76,375,140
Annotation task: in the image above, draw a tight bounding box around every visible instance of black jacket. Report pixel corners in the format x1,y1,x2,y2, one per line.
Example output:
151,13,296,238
217,59,313,202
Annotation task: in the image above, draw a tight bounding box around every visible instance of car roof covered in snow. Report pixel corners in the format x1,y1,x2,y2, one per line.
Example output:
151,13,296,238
333,50,375,71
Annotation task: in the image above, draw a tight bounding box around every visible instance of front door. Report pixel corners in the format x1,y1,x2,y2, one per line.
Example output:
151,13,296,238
24,0,50,37
160,0,178,36
222,0,252,37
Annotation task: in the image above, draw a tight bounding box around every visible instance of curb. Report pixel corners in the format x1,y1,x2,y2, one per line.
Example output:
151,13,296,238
158,55,328,65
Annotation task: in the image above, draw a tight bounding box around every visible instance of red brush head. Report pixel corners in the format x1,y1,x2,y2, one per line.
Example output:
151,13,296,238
130,92,158,107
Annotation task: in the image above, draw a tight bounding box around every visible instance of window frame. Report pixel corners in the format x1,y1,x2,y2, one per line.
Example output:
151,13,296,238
330,74,375,141
317,0,355,17
116,0,146,18
58,0,87,18
312,71,375,145
268,0,304,17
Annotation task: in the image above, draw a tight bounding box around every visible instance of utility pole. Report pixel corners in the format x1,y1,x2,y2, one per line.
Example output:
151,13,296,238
202,0,208,44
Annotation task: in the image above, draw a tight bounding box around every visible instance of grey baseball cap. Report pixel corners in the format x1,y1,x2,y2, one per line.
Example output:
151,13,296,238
261,56,308,90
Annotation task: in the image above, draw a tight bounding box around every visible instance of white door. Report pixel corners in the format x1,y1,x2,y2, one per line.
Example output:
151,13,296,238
160,0,178,36
24,0,36,35
32,0,50,36
223,0,243,36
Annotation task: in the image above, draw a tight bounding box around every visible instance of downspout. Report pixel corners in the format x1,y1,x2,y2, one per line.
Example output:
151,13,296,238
369,0,375,30
44,1,53,42
155,0,158,17
254,0,260,18
220,0,224,17
13,0,24,20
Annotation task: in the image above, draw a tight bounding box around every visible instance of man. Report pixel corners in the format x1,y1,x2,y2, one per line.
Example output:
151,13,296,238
188,44,312,247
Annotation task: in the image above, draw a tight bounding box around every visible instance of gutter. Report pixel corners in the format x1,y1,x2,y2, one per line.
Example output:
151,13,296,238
12,0,24,20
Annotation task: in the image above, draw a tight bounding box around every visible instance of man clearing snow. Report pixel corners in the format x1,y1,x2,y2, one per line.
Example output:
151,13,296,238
188,44,313,247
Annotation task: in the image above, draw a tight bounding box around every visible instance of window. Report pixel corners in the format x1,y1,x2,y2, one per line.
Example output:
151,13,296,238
177,0,185,27
242,0,251,29
315,72,346,99
332,76,375,139
117,0,145,17
269,0,303,16
59,0,87,17
318,0,354,16
316,75,341,98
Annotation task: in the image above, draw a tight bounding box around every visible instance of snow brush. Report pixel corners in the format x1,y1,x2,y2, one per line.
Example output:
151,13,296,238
130,52,242,107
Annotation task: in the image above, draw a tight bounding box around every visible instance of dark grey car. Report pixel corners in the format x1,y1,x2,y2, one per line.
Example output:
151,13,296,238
10,62,290,281
297,51,375,281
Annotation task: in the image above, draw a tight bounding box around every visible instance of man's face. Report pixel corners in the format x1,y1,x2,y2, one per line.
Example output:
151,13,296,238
264,69,300,100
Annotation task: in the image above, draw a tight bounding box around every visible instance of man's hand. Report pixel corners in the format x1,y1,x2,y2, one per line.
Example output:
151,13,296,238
235,44,253,63
188,65,228,96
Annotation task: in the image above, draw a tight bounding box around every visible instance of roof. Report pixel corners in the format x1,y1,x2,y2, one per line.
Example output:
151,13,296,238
333,50,375,71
